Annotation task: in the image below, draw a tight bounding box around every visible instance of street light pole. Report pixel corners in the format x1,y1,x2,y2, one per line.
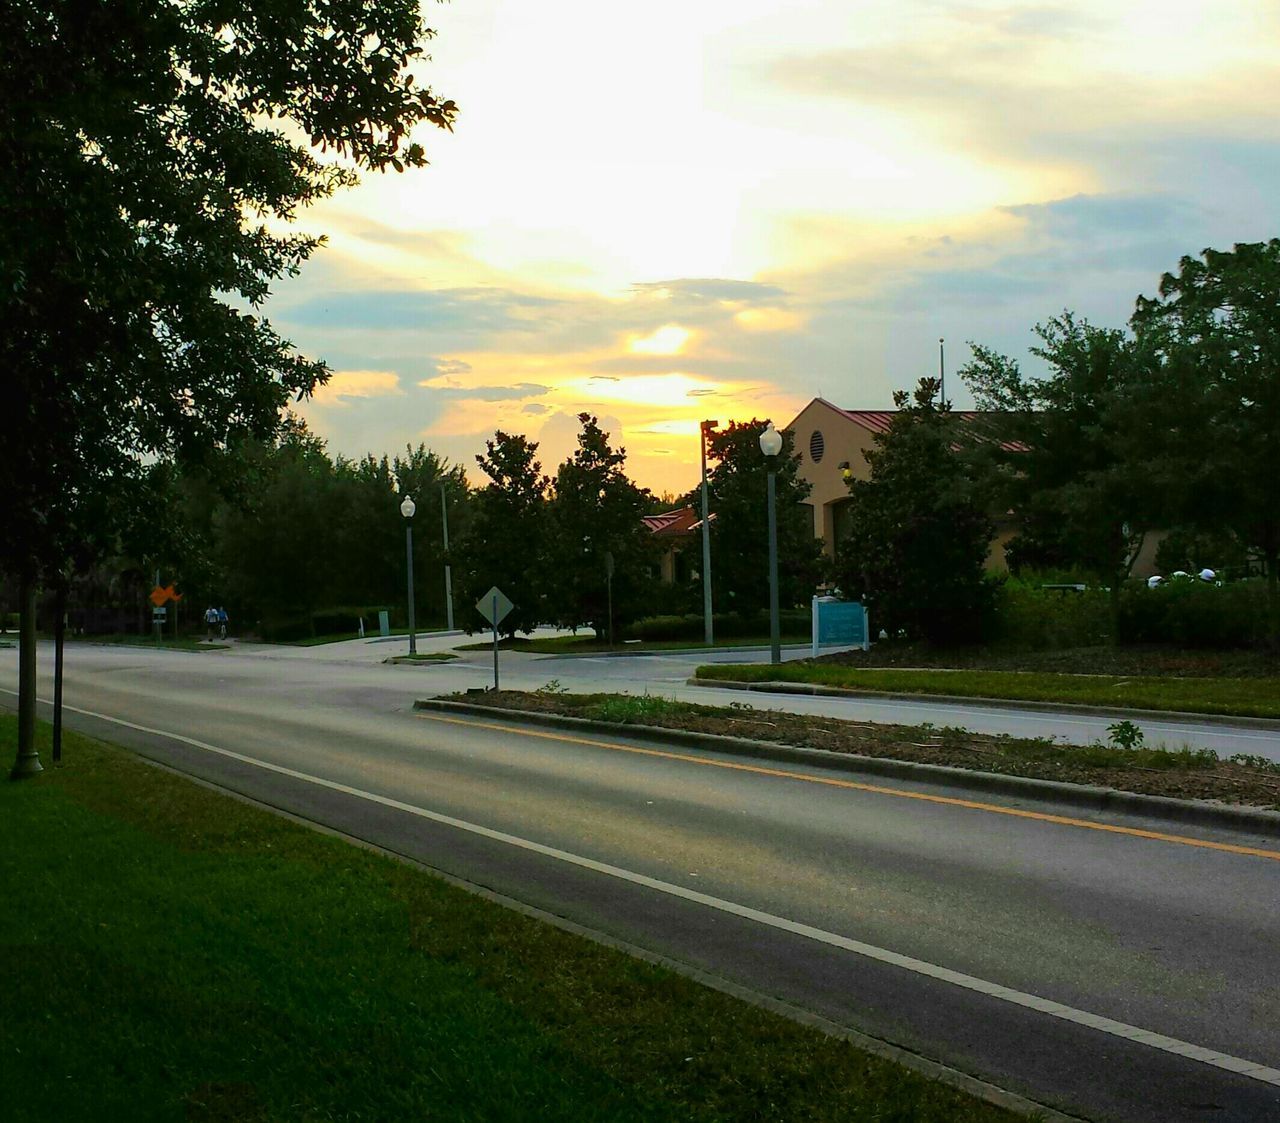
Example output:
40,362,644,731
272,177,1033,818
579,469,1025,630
440,484,455,631
700,419,718,646
400,495,417,656
759,421,783,666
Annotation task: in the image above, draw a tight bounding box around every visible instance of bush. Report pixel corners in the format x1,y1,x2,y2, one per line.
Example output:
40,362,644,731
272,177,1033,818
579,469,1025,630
622,610,811,643
1118,578,1272,648
992,577,1111,650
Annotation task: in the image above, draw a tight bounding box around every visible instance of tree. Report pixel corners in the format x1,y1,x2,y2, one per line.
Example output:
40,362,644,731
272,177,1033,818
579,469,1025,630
705,420,823,621
546,415,655,638
961,313,1154,630
832,380,996,646
1131,240,1280,638
455,433,550,638
1,0,455,767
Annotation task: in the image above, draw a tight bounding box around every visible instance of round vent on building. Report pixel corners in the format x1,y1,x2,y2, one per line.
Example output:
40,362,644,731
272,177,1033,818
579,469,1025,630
808,430,825,463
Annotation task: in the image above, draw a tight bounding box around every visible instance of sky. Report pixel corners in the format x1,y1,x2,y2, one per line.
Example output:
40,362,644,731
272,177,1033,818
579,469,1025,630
269,0,1280,497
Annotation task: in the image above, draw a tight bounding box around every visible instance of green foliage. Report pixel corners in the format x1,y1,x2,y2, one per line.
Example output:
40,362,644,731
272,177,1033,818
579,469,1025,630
0,0,455,586
545,415,657,638
834,379,997,647
1106,720,1144,751
623,610,811,642
454,431,550,637
961,315,1153,592
991,577,1111,650
586,694,686,723
705,420,825,618
1131,240,1280,633
1117,578,1274,649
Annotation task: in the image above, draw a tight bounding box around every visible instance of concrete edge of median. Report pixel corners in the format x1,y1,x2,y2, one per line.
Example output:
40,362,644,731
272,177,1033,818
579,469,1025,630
414,698,1280,840
683,675,1280,731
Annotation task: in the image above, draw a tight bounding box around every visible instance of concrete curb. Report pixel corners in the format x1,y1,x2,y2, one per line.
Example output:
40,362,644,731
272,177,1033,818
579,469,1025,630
414,698,1280,840
685,676,1280,732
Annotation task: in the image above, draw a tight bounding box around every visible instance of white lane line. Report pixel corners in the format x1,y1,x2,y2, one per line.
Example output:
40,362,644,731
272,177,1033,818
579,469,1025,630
16,691,1280,1089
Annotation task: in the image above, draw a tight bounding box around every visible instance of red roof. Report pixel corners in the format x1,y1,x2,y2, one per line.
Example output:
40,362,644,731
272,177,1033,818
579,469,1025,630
643,506,702,537
808,398,1026,451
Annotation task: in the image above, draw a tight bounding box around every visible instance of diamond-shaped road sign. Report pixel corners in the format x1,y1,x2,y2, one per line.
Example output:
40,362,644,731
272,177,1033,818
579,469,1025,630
476,586,514,627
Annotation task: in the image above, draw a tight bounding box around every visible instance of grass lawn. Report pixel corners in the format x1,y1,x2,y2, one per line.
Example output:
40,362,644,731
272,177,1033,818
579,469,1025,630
383,651,458,664
0,716,1014,1123
694,662,1280,719
454,632,811,655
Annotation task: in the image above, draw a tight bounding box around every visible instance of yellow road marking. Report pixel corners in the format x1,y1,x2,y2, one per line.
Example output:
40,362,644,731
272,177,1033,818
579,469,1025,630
419,713,1280,862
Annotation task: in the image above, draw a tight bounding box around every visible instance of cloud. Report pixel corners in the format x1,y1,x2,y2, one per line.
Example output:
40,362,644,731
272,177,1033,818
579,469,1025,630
522,403,550,415
418,380,551,402
280,287,563,335
433,358,472,376
631,278,788,306
309,369,403,406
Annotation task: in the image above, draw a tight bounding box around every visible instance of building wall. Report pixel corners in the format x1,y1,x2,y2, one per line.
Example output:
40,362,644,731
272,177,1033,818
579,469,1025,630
786,399,878,554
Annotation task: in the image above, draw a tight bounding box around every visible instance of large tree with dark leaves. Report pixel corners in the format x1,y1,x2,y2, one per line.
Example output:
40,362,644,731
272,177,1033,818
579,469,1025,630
1131,240,1280,638
705,419,823,622
0,0,455,767
545,415,655,639
833,380,996,647
455,432,550,638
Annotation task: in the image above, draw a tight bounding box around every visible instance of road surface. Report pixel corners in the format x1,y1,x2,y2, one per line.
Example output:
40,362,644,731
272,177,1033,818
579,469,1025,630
3,638,1279,1121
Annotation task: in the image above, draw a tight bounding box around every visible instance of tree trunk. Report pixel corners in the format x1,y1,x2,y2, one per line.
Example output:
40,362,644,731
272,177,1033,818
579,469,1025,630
10,577,42,779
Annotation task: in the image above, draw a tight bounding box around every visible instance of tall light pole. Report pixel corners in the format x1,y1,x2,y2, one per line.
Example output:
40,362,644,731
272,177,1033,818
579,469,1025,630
440,484,455,631
700,419,718,646
759,421,783,665
400,495,417,655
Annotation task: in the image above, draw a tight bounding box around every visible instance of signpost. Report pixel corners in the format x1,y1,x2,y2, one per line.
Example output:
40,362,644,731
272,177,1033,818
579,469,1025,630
475,586,514,690
811,596,870,657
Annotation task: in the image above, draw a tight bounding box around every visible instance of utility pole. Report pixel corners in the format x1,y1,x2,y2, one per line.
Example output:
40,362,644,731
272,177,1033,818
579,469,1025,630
700,420,718,646
440,484,454,631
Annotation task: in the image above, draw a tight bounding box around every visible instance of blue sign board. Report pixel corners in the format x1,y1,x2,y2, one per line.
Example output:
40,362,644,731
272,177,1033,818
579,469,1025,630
812,598,869,652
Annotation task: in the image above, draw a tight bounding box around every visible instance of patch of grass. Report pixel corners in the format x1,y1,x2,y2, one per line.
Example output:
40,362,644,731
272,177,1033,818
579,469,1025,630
383,652,458,664
0,716,1014,1123
694,662,1280,719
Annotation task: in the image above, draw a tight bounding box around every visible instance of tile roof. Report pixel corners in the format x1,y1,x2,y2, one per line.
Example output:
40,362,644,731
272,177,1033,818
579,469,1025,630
806,398,1027,451
642,506,702,537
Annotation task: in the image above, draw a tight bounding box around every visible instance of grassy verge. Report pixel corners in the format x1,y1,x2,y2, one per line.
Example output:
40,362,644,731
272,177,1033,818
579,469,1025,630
453,690,1280,809
453,632,811,655
0,716,1014,1123
693,662,1280,719
383,652,458,664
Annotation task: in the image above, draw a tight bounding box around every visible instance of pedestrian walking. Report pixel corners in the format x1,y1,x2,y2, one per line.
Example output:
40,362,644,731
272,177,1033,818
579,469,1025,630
204,605,218,640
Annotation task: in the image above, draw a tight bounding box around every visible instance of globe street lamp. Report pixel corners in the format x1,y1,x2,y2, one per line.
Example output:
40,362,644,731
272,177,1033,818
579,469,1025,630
400,494,417,656
758,421,783,665
699,419,718,646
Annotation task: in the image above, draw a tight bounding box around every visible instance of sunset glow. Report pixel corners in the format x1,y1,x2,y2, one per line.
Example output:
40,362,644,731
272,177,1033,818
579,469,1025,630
276,0,1280,495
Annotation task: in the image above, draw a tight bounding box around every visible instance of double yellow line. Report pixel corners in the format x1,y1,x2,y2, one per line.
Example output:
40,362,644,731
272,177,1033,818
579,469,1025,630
420,713,1280,863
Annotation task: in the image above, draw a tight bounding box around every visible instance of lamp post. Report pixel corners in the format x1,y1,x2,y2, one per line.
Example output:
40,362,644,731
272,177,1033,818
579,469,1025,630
400,495,417,656
758,421,783,665
699,419,718,646
440,484,455,631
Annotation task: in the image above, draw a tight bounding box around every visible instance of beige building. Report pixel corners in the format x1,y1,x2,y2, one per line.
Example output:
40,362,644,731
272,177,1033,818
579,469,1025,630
785,397,1162,576
784,397,1020,569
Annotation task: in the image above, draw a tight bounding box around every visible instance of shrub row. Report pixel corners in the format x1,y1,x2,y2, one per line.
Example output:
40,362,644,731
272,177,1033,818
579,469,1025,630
623,609,811,642
991,576,1275,650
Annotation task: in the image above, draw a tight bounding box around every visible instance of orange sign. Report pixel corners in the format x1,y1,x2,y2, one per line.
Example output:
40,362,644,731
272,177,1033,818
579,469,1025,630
149,584,182,606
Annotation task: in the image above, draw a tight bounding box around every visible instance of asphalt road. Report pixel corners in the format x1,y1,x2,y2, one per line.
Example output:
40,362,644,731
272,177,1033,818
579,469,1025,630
4,638,1280,1122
